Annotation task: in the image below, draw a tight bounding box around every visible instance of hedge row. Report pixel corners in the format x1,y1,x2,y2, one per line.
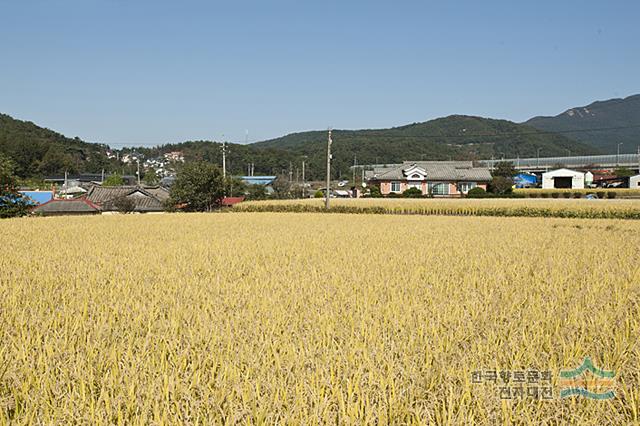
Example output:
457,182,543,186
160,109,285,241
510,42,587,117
234,203,640,220
515,188,640,198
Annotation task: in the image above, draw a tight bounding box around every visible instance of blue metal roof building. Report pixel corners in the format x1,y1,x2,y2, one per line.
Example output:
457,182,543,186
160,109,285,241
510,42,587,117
19,191,54,205
239,176,276,185
513,173,538,188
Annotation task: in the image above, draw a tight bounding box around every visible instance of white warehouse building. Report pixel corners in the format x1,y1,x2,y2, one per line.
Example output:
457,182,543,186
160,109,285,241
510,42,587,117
542,168,585,189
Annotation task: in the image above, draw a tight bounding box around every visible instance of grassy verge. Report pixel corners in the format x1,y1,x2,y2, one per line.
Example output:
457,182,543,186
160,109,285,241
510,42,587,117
514,188,640,198
234,198,640,219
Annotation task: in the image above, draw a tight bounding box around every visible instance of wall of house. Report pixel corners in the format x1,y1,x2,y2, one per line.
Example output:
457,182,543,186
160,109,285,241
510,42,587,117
542,172,585,189
378,181,488,196
380,181,408,195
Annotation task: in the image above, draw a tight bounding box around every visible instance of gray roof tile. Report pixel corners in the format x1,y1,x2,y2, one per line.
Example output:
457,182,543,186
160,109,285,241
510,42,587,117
369,161,491,182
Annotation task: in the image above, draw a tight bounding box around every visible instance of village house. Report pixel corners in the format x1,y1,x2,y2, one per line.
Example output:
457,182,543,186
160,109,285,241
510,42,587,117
366,161,492,196
32,198,101,216
86,186,170,213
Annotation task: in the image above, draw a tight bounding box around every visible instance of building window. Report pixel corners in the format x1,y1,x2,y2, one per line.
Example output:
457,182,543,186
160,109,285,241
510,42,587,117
458,182,477,193
428,182,449,195
391,181,401,192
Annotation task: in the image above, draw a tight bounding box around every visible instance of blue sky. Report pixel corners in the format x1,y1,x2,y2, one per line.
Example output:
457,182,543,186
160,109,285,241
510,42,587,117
1,0,638,146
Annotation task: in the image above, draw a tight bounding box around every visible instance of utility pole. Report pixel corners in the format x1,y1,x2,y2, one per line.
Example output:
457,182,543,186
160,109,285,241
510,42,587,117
353,154,357,185
617,142,623,166
325,129,332,209
301,158,306,198
136,158,141,185
221,141,227,179
289,161,293,182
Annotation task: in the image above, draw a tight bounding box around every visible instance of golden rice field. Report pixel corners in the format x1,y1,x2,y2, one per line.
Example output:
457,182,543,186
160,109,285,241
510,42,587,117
1,213,639,424
235,197,640,219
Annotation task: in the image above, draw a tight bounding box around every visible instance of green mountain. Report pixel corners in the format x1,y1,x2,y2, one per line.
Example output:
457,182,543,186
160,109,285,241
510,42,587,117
0,113,113,178
250,115,596,177
526,94,640,154
0,112,598,181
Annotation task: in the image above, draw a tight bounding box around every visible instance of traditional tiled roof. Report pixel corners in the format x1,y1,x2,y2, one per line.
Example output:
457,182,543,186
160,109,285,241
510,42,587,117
143,186,170,202
86,186,166,212
368,161,491,182
33,198,101,215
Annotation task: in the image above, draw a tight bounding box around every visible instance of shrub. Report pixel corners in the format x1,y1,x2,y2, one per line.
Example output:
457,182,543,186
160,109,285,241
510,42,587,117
102,174,125,187
112,195,136,214
597,191,606,199
466,187,490,198
488,177,513,195
573,192,582,198
551,193,560,198
562,192,571,198
607,191,617,199
528,192,538,198
402,187,423,198
368,185,382,198
314,190,324,198
540,193,550,198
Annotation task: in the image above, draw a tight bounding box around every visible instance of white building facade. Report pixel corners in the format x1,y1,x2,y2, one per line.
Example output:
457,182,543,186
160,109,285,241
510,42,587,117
541,168,585,189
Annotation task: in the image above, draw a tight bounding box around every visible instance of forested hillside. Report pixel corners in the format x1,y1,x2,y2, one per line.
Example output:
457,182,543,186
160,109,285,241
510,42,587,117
0,114,113,178
0,112,599,181
250,115,597,178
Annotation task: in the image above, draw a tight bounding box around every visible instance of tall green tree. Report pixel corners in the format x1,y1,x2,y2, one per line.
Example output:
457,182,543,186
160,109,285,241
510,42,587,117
102,174,125,186
224,176,247,198
490,161,516,195
143,169,159,185
0,153,30,218
492,161,517,178
170,162,225,211
271,175,292,199
246,184,268,200
614,167,634,177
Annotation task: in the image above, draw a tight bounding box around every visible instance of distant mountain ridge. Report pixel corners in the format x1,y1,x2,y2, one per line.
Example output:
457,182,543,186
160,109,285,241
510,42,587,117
5,93,639,180
249,115,596,175
526,94,640,154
